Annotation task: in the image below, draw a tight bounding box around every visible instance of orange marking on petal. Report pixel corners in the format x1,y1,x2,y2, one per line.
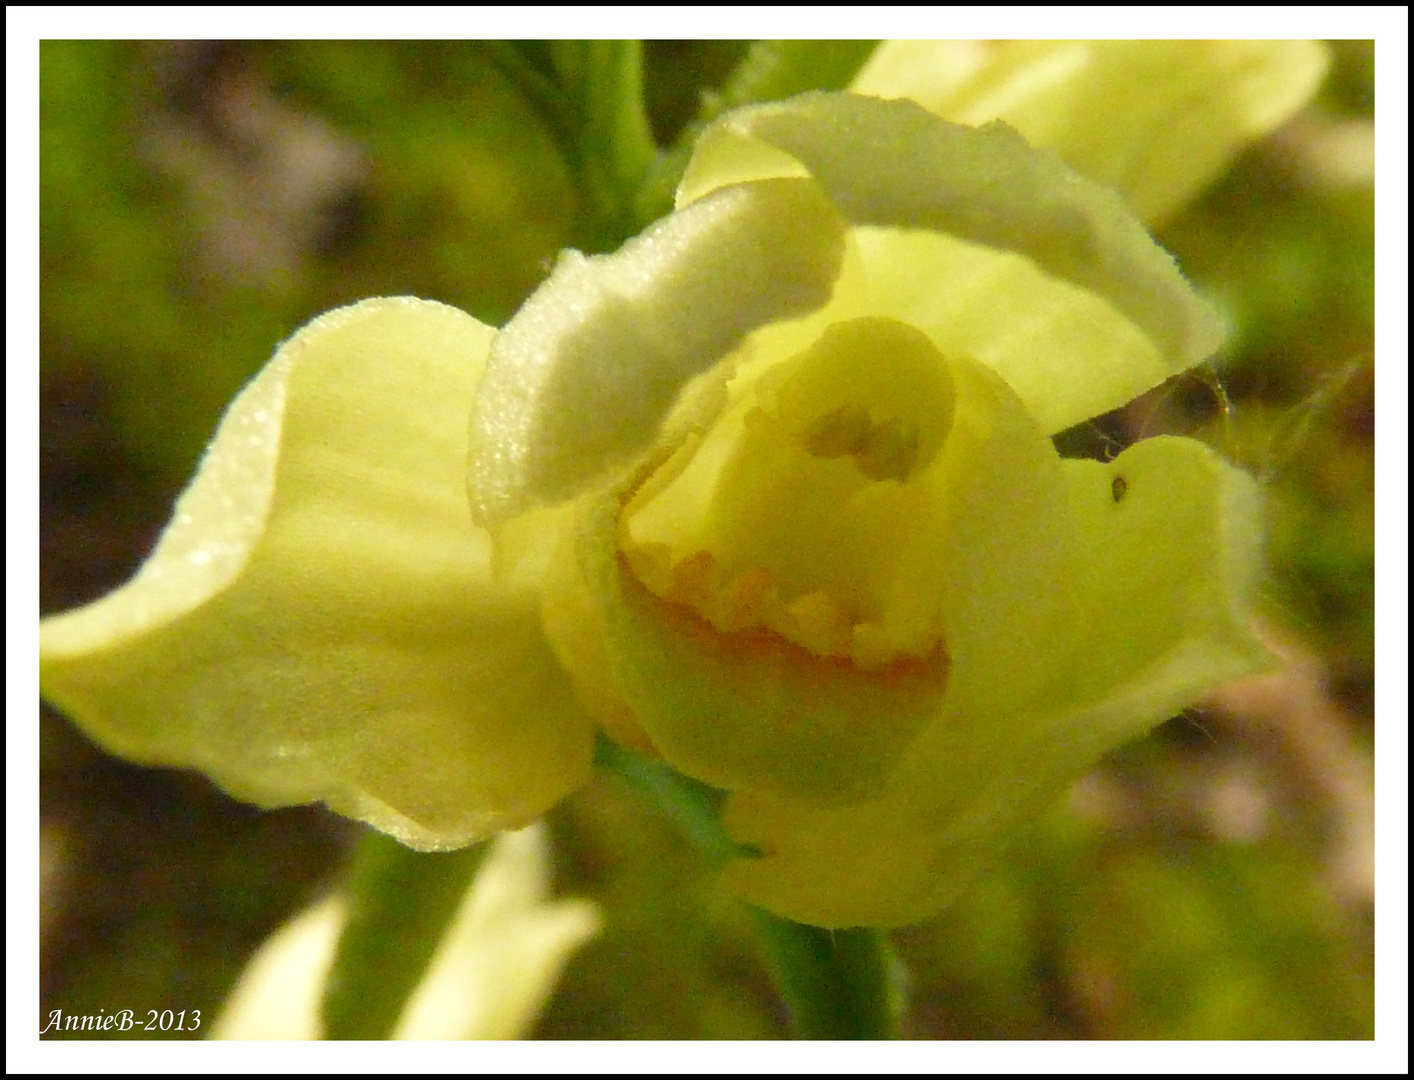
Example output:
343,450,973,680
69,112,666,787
714,567,778,633
667,549,719,606
786,590,854,658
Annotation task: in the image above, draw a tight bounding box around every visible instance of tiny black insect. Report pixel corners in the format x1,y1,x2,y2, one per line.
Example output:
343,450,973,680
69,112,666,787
1111,475,1128,503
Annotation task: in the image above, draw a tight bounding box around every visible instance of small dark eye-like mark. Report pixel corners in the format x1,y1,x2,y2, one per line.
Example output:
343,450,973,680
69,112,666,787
1111,475,1128,503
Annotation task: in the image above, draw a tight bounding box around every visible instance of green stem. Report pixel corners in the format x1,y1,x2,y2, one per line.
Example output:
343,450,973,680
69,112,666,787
594,734,900,1039
633,40,880,231
594,733,735,864
481,42,579,156
750,914,898,1040
320,831,488,1040
574,40,658,251
484,41,656,254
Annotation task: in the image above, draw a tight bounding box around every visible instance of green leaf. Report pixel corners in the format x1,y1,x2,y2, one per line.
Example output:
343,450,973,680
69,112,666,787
481,42,578,156
490,41,657,252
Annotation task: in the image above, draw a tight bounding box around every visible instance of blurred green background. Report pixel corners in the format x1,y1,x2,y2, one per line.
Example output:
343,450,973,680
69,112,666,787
39,41,1373,1039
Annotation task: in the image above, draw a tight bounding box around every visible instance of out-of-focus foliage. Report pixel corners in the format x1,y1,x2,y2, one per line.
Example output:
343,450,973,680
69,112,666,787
41,41,575,495
40,41,1373,1040
1159,41,1375,710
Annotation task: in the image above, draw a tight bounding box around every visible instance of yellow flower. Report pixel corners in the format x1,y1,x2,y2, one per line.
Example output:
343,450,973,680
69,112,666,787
853,40,1331,224
40,299,596,850
467,92,1274,926
42,60,1317,928
210,824,601,1040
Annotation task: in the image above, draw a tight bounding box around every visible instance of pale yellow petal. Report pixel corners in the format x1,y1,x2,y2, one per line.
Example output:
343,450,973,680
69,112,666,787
393,825,602,1040
41,298,595,850
722,425,1273,928
467,178,846,527
855,40,1332,224
678,93,1224,433
212,825,601,1041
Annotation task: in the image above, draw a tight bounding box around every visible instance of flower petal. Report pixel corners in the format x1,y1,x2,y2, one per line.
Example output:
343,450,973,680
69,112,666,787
854,40,1331,225
40,298,595,849
211,824,601,1041
678,92,1224,432
573,345,1071,804
467,177,847,527
1045,436,1276,716
850,224,1175,437
210,893,345,1041
574,487,950,803
721,431,1273,928
393,824,602,1041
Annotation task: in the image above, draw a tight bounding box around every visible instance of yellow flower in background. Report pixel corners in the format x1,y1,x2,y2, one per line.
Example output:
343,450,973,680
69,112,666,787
211,824,601,1040
853,40,1330,224
41,42,1329,929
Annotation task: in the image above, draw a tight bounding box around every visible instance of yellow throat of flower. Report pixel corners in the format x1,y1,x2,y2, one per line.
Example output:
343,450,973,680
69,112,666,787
619,316,959,671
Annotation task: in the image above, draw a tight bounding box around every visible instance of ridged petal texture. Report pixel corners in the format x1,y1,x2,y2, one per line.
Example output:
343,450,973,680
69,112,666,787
40,298,596,850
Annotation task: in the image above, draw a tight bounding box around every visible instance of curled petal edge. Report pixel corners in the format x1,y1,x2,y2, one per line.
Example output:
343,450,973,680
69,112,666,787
41,297,596,850
680,92,1226,433
720,437,1275,928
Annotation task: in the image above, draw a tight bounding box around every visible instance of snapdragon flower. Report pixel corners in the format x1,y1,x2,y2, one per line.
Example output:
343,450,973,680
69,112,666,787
41,43,1327,929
